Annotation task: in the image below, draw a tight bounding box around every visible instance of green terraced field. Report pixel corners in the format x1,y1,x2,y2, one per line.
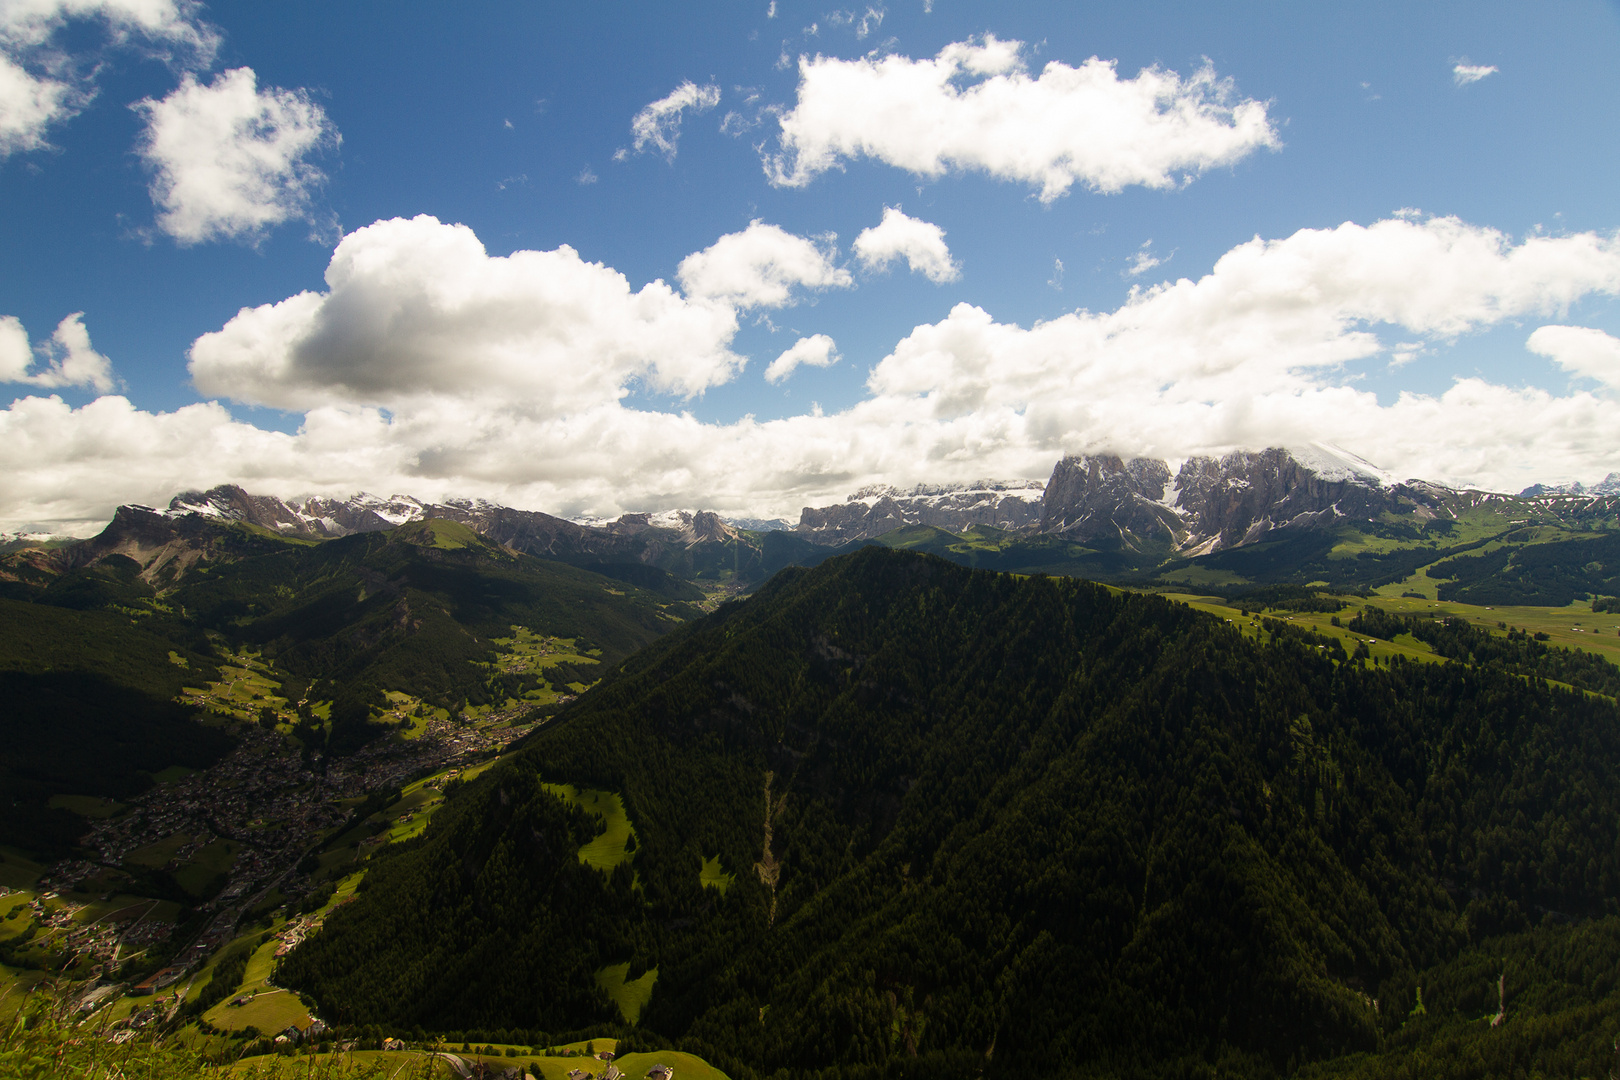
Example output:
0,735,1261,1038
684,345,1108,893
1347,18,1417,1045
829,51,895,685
182,651,291,724
207,986,311,1035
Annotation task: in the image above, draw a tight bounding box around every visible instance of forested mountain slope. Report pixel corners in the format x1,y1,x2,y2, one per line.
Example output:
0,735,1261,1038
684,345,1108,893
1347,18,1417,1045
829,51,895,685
282,547,1620,1079
0,518,693,850
163,518,692,748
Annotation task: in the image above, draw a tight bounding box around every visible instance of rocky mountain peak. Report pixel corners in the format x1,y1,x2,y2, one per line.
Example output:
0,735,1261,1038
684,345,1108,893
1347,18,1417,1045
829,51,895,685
1521,471,1620,498
167,484,311,534
1172,447,1396,553
689,510,739,544
1039,454,1178,546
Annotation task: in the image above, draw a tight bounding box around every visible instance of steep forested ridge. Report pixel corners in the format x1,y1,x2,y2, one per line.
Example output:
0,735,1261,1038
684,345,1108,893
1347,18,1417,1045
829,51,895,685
283,547,1620,1078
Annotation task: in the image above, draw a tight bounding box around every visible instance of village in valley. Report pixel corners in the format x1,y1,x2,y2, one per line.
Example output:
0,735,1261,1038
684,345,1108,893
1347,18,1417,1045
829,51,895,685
0,628,598,1064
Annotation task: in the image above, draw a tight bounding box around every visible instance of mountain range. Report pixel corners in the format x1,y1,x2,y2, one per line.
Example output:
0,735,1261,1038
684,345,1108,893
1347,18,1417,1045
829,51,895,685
11,444,1616,609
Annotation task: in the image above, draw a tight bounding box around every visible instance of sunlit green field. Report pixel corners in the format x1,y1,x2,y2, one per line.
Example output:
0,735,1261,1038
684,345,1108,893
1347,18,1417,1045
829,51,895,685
472,626,604,711
543,785,636,872
698,854,733,894
1162,589,1620,675
182,650,291,723
594,962,658,1024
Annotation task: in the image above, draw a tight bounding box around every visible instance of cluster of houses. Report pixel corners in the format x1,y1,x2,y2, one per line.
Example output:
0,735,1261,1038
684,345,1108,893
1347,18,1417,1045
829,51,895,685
4,893,123,980
274,910,332,956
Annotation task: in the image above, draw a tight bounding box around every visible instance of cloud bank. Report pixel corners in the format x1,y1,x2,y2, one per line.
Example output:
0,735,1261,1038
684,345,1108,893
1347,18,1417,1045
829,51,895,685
767,35,1280,199
676,220,852,308
4,214,1620,534
190,214,747,410
1528,325,1620,389
0,313,116,391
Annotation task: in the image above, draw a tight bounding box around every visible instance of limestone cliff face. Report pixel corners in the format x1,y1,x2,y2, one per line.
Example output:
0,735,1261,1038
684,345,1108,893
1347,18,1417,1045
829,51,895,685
1039,455,1180,548
794,450,1402,551
796,481,1045,545
1036,447,1423,554
1171,448,1399,552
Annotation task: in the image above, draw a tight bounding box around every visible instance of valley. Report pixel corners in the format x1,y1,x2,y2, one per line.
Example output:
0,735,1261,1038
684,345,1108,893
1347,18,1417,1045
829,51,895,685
3,451,1620,1078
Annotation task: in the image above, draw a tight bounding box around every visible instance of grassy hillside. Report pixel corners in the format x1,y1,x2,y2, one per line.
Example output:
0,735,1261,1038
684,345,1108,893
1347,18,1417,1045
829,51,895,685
280,547,1620,1079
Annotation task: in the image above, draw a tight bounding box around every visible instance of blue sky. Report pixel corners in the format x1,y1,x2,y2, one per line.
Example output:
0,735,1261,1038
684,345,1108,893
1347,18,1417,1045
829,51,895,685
2,0,1619,532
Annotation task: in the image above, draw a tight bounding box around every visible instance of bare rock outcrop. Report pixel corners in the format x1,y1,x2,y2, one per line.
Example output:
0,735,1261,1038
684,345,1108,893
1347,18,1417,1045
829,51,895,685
1039,455,1180,548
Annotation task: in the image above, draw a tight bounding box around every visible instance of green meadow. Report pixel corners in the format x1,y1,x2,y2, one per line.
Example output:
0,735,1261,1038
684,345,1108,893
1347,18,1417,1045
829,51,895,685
594,962,657,1024
542,784,635,872
1163,589,1620,678
698,854,733,894
182,650,291,724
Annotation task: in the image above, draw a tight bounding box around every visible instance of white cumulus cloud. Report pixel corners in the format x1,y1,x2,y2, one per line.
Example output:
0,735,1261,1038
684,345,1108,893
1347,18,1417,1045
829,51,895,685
767,35,1279,200
189,214,746,411
1527,325,1620,388
630,80,720,159
134,67,339,245
677,220,852,309
853,207,959,283
0,313,116,391
765,333,839,383
0,316,32,381
1453,62,1498,86
0,0,216,156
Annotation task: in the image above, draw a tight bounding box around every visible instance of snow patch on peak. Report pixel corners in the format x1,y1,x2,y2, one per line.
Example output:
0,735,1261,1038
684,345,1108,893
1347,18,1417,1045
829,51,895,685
343,492,425,525
647,509,695,530
1286,443,1395,487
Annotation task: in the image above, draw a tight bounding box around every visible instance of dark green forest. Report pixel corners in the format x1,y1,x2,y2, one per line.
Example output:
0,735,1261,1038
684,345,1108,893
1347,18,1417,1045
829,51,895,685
282,547,1620,1079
